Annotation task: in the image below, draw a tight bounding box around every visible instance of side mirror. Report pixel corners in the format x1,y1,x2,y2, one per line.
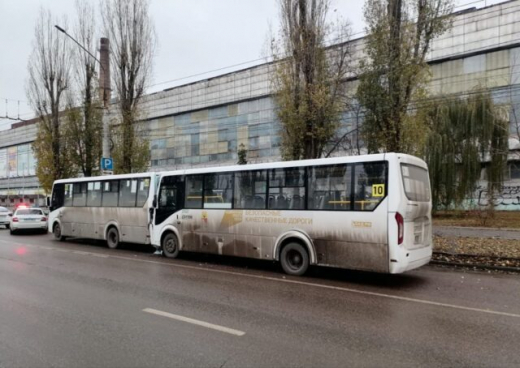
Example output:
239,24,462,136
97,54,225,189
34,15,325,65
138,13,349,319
8,213,12,217
46,196,51,207
152,195,157,208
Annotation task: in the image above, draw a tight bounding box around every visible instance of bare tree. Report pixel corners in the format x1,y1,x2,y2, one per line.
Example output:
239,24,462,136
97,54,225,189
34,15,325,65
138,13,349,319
27,8,75,192
357,0,454,154
270,0,353,160
66,0,103,177
325,102,364,157
101,0,155,173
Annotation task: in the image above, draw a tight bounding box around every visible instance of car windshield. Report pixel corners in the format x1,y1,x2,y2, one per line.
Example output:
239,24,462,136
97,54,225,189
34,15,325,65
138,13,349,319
16,209,43,216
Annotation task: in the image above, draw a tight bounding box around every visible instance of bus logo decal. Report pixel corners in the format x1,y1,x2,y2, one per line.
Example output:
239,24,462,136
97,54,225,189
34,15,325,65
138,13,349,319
220,211,243,228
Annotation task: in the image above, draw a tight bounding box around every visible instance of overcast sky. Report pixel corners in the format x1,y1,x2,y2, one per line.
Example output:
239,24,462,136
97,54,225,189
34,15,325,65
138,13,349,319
0,0,502,129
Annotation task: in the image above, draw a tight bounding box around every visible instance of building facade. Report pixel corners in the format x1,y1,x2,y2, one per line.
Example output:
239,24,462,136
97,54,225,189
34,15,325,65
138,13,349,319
1,1,520,209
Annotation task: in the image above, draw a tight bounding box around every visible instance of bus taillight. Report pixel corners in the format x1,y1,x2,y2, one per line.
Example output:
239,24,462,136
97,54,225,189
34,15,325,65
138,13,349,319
395,212,404,245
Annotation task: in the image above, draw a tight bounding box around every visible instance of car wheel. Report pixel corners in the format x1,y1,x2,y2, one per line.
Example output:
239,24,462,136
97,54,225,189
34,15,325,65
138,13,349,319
9,227,15,235
280,242,309,276
5,224,9,230
162,232,180,258
106,227,120,249
53,223,66,241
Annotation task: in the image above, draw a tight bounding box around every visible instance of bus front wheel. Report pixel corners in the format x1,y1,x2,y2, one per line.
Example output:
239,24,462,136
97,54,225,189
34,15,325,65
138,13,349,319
106,227,120,249
280,242,309,276
162,233,179,258
53,223,66,242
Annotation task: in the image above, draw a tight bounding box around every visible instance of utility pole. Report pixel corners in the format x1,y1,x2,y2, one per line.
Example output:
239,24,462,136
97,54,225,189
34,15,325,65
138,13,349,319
99,38,111,159
55,26,112,174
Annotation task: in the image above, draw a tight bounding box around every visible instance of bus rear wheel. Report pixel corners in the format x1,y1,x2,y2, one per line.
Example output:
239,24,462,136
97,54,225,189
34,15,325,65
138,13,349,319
53,223,66,241
280,242,309,276
162,233,179,258
106,227,120,249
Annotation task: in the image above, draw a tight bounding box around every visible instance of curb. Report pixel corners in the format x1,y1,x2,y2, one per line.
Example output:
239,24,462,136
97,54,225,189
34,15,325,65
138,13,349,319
433,251,520,262
434,225,520,232
430,260,520,273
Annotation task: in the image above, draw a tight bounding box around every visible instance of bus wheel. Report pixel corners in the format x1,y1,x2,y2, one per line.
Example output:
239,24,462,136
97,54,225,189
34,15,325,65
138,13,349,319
162,233,179,258
53,223,66,241
280,242,309,276
106,227,120,249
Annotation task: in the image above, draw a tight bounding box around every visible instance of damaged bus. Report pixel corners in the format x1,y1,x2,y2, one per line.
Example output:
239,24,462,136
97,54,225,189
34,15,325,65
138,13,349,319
151,153,432,276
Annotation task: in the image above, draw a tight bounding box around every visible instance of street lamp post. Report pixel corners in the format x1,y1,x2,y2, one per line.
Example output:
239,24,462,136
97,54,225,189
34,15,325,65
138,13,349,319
54,25,112,163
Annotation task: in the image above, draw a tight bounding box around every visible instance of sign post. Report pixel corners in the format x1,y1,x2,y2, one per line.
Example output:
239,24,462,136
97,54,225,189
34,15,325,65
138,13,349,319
101,157,113,175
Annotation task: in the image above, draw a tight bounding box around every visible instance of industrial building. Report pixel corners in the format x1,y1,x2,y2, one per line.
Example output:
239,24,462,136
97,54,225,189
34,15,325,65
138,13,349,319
1,1,520,209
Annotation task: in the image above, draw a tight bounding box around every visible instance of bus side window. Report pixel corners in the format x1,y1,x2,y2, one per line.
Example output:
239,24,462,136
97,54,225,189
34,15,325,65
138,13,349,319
204,173,233,209
234,170,267,209
87,182,102,207
353,162,387,211
268,167,305,210
307,164,352,210
102,181,119,207
73,182,87,207
185,175,203,209
137,178,151,207
64,184,74,207
119,179,138,207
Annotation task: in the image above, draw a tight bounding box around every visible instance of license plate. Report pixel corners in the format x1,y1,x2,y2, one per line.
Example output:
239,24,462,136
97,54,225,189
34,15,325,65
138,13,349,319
24,218,38,222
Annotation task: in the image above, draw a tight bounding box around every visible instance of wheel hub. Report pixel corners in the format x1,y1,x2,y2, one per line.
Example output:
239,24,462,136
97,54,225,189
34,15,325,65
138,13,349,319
287,250,303,270
165,239,175,253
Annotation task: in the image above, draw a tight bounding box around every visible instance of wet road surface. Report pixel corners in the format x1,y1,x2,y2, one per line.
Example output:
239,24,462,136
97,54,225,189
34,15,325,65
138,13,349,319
1,227,519,367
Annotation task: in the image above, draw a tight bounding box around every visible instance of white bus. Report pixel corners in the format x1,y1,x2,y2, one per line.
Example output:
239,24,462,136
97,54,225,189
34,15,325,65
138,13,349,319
48,173,157,248
151,153,432,275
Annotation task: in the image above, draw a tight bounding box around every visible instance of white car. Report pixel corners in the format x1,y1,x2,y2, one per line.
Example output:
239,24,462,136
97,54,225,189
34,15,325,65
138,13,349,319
0,206,11,229
9,207,48,235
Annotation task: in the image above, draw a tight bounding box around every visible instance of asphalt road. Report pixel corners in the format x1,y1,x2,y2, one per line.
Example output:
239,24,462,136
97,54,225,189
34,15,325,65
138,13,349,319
1,228,520,368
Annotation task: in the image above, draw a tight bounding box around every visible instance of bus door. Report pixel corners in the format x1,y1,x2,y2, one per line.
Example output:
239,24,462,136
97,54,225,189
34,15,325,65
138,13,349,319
154,175,185,244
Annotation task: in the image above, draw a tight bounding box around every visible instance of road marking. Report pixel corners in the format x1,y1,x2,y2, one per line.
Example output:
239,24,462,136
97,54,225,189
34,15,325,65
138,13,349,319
143,308,245,336
2,238,520,319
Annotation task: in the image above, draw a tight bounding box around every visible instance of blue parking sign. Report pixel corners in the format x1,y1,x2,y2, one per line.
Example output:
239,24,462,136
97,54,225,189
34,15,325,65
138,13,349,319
101,157,113,170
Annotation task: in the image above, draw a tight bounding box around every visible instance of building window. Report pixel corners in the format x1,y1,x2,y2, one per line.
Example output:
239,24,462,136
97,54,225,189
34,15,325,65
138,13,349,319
510,162,520,179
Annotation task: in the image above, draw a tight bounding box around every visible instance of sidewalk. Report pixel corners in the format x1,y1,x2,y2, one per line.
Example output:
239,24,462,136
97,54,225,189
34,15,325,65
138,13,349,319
434,226,520,240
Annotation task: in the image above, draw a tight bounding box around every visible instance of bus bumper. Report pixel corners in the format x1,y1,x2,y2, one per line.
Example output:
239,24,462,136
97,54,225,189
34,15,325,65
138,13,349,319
389,245,432,274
